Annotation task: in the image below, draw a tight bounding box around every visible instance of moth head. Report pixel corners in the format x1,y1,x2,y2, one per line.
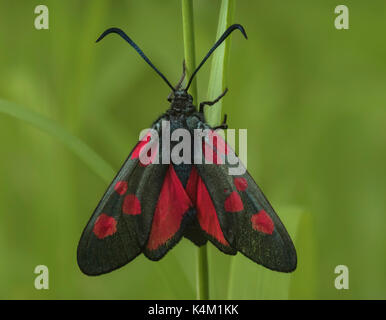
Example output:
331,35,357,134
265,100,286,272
168,89,193,104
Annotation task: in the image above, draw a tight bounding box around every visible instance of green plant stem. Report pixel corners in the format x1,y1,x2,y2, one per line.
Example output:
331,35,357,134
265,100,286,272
182,0,209,300
182,0,198,101
197,245,209,299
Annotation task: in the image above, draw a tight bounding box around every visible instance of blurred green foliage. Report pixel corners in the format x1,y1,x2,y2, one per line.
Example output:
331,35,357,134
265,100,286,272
0,0,385,299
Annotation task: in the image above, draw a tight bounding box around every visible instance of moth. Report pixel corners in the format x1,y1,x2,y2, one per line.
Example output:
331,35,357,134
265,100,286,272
77,24,297,275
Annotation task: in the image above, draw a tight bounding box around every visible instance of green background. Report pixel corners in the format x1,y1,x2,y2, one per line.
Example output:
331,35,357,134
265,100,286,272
0,0,385,299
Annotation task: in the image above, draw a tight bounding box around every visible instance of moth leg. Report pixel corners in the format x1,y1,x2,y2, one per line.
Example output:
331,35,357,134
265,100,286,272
199,88,228,113
167,60,186,101
213,114,228,130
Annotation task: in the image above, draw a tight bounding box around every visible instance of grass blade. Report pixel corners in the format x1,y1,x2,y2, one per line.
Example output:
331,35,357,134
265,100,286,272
0,99,114,183
205,0,236,126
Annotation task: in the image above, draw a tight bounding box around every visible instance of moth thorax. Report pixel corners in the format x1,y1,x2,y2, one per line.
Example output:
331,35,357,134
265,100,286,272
170,91,195,114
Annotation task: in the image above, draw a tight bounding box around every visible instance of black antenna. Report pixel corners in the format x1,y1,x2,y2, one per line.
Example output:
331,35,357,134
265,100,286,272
185,24,248,91
97,28,175,91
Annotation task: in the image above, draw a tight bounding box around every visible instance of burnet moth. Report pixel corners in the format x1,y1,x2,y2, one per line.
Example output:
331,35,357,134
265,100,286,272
77,24,297,275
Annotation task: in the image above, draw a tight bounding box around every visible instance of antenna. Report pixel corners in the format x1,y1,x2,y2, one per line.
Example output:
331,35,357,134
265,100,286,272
185,24,247,91
97,28,175,91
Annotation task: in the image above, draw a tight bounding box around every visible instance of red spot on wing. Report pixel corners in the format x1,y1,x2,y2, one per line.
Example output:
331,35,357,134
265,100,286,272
251,210,274,235
131,132,151,159
131,131,158,166
122,194,141,215
209,131,229,155
186,167,229,246
146,165,192,251
202,131,230,165
203,142,223,164
225,191,244,212
234,177,248,192
114,181,128,195
93,214,117,239
139,147,158,167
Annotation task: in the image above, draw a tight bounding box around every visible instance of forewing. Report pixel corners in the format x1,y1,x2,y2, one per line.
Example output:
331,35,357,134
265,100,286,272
77,128,168,275
191,119,297,272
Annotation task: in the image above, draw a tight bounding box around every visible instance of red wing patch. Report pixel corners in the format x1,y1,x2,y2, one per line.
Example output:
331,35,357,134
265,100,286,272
251,210,274,235
202,131,229,165
122,194,141,215
93,214,117,239
187,167,229,246
203,142,223,164
146,165,192,251
114,181,128,195
131,131,151,159
131,131,158,166
224,191,244,212
209,131,229,155
234,177,248,192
